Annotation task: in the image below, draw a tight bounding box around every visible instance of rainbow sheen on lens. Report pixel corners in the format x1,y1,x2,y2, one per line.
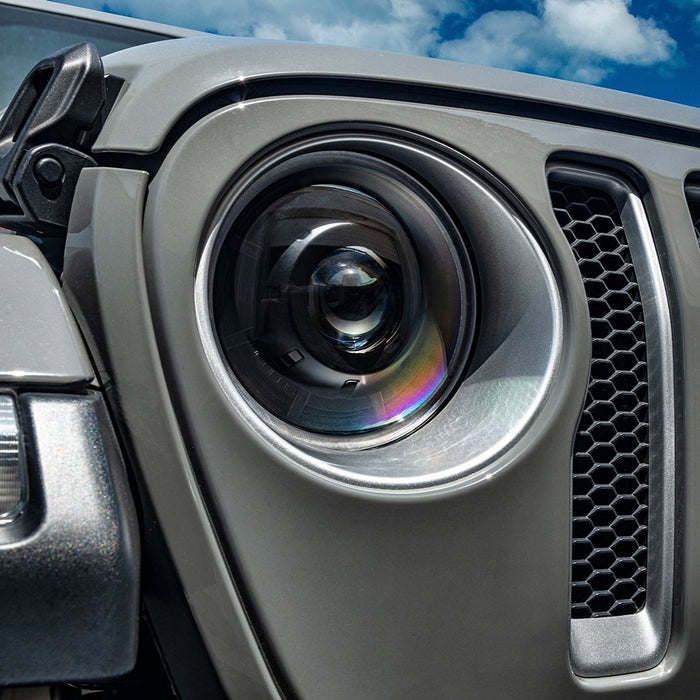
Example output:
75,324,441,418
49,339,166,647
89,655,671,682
368,318,447,429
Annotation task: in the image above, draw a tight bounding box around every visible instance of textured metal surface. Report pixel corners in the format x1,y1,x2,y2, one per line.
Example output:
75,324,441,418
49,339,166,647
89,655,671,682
549,177,649,618
0,395,24,521
0,393,139,684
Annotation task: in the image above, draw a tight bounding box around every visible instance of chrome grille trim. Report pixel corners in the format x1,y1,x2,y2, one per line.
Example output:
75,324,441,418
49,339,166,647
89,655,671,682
549,166,675,677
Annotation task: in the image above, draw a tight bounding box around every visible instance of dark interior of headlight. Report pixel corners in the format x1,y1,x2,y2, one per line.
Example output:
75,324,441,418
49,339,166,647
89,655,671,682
212,151,476,438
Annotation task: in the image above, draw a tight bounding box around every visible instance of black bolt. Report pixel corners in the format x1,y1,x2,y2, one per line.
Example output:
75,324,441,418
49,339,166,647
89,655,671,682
34,156,64,186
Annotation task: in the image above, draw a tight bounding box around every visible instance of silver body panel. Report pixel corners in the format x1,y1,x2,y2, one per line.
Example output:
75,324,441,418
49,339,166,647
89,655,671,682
98,37,700,155
0,235,92,386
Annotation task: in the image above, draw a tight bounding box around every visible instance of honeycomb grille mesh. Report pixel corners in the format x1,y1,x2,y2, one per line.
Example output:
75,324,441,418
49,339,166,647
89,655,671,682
549,177,649,619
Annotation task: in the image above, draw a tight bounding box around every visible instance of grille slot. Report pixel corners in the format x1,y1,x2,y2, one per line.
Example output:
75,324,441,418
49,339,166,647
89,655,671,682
687,185,700,244
549,177,649,619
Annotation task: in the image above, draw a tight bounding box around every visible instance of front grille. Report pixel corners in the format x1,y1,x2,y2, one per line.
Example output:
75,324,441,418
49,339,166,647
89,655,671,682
549,177,649,619
688,186,700,244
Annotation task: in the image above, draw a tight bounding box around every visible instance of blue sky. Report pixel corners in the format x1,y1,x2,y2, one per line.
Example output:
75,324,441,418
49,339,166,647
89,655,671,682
61,0,700,108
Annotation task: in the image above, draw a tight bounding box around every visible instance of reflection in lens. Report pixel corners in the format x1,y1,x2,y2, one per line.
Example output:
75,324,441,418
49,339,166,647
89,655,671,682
372,316,447,426
310,247,396,352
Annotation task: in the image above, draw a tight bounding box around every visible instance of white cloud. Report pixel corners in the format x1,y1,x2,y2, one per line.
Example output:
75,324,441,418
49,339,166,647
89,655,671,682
65,0,677,86
438,0,676,84
544,0,675,64
439,11,557,72
80,0,461,55
248,1,443,57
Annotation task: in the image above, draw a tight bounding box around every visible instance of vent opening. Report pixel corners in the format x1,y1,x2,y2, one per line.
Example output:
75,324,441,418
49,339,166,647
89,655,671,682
549,176,649,619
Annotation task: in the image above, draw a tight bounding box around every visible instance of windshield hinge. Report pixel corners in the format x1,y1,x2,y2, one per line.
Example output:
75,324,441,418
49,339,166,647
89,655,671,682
0,42,120,237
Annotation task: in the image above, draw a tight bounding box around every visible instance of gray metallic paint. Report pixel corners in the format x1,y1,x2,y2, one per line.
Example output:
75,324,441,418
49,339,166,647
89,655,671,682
97,37,700,156
140,94,586,700
0,235,92,387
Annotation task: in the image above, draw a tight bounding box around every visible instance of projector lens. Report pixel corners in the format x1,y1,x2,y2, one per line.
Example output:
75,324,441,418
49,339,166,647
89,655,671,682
310,246,400,353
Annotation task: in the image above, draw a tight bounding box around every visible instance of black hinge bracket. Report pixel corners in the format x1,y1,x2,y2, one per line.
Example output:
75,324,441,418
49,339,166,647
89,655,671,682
0,43,121,236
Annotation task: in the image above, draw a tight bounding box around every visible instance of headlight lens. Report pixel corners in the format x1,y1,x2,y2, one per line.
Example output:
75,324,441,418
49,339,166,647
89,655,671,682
212,151,476,439
309,245,397,355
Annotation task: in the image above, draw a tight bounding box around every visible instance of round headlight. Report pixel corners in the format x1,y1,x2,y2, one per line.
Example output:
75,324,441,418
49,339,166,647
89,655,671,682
211,150,476,440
